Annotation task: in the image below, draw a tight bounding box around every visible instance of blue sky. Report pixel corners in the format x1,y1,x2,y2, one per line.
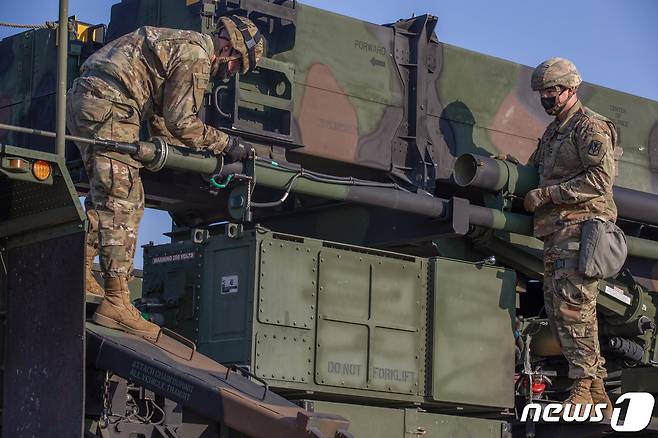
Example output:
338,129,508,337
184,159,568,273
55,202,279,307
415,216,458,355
3,0,657,267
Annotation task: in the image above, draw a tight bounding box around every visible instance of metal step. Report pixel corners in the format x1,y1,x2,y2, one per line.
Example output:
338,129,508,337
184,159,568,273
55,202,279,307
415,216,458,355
86,323,351,438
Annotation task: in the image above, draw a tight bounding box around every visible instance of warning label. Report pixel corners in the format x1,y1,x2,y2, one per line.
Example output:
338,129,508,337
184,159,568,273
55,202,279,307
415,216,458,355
129,360,194,402
151,252,195,265
221,275,239,294
604,285,632,305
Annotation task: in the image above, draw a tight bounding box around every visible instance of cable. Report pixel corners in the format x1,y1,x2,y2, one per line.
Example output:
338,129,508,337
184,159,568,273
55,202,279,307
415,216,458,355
0,21,59,30
250,172,301,208
150,399,166,425
254,156,409,190
208,154,417,212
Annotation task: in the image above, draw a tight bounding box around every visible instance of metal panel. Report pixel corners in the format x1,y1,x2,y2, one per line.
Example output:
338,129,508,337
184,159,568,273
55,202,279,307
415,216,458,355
198,238,255,364
431,258,516,408
306,401,404,438
3,232,85,438
142,242,203,342
370,257,421,394
316,247,421,394
621,367,658,393
304,402,510,438
405,409,510,438
257,237,316,328
316,319,369,388
318,249,370,320
206,240,253,363
371,257,422,327
255,330,313,383
211,244,251,356
371,327,419,394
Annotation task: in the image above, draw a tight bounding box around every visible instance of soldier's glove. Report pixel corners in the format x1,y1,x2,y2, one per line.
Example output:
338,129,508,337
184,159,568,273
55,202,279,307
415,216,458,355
493,153,520,165
223,135,250,163
523,187,552,213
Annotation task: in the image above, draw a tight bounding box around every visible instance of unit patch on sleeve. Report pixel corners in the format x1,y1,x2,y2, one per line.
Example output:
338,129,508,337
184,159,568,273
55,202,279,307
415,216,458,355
588,140,602,156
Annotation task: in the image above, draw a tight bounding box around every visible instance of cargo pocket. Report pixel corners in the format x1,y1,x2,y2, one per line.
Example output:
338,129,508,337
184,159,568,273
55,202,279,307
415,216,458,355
569,275,599,304
110,102,140,143
107,160,135,200
73,95,113,141
555,274,598,305
91,156,114,199
99,228,131,275
100,228,126,247
566,322,599,368
91,156,135,201
77,95,113,124
192,72,209,114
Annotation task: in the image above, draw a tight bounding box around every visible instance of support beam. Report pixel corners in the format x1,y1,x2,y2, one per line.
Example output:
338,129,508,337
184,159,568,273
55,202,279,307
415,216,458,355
55,0,68,157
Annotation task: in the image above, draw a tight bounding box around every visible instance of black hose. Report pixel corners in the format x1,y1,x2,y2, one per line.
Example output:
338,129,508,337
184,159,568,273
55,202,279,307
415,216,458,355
608,337,644,362
250,172,301,208
254,156,408,190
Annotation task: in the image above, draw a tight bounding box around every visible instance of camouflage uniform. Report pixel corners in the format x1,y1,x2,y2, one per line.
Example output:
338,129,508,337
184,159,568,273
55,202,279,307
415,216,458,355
67,26,232,279
66,93,144,278
530,100,617,379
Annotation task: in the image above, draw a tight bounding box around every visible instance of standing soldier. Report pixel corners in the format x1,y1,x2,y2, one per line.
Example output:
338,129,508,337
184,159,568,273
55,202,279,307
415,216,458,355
524,58,616,416
67,16,264,338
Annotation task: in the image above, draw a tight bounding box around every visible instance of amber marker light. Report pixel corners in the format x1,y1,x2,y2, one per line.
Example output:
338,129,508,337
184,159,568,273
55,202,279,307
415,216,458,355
32,160,52,181
4,157,29,172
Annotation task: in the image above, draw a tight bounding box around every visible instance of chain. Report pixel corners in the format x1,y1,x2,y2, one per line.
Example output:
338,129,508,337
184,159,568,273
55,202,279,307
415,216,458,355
239,155,256,222
247,155,256,210
0,247,7,276
246,178,253,221
100,371,112,429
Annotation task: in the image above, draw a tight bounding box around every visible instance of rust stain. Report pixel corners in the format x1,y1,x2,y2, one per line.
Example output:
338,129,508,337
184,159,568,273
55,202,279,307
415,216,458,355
298,63,359,162
489,92,548,164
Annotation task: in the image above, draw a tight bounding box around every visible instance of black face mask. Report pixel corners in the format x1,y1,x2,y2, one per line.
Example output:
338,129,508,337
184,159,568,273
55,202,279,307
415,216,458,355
540,89,570,115
541,96,558,111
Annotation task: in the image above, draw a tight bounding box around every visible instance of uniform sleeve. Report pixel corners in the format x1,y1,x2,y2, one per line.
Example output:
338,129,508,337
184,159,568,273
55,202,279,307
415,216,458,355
548,117,615,205
147,114,184,146
162,44,230,152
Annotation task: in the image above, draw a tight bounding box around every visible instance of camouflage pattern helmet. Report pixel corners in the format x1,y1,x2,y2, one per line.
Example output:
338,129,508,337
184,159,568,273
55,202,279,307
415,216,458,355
218,15,264,75
531,57,582,91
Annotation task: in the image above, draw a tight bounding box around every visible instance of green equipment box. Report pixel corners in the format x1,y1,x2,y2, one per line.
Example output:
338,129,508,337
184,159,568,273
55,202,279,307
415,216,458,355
143,229,515,409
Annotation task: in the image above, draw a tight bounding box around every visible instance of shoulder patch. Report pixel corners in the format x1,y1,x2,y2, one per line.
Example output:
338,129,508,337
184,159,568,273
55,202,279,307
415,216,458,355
588,140,602,156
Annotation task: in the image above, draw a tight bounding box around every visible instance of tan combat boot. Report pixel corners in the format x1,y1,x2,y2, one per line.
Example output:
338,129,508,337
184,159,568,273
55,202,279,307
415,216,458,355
563,377,594,412
590,377,613,418
84,245,105,297
93,276,160,339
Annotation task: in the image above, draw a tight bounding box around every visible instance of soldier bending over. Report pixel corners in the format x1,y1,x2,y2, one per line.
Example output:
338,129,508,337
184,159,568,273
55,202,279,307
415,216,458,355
67,16,264,338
